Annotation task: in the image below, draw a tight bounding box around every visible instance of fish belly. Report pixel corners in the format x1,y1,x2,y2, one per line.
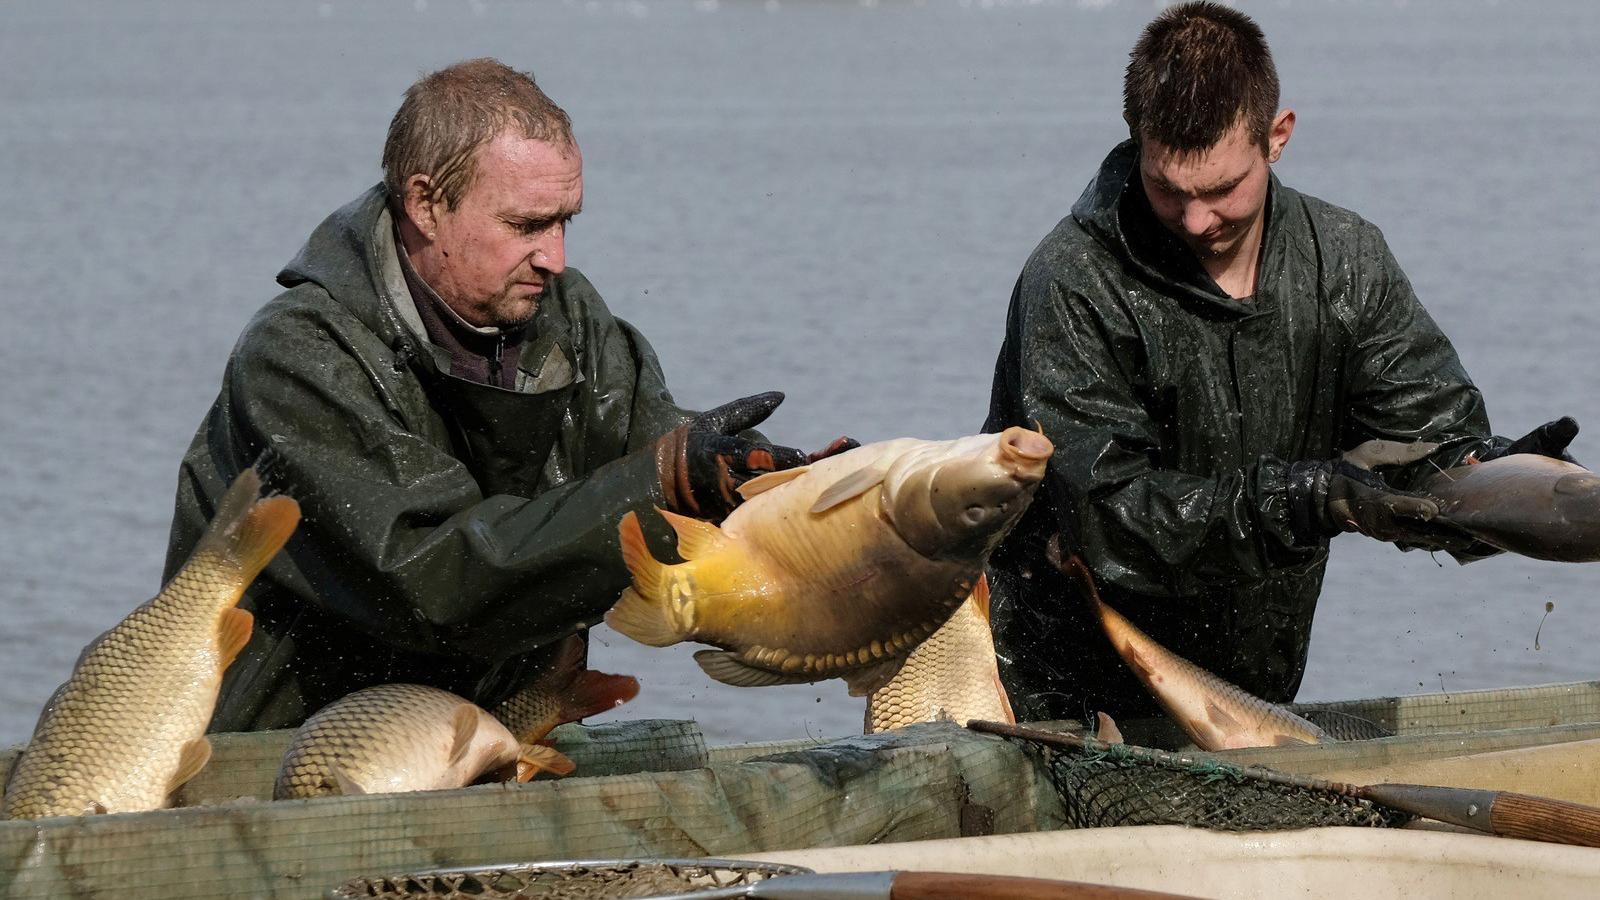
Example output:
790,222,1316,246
865,596,1012,732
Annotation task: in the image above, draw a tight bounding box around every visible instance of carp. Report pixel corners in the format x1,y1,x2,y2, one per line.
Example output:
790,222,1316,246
1051,539,1327,750
274,685,541,799
490,635,640,754
606,427,1052,695
274,638,638,799
865,575,1016,733
3,466,298,819
1422,453,1600,562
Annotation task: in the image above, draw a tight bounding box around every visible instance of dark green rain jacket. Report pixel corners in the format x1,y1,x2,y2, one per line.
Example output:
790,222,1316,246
985,141,1498,721
165,185,693,732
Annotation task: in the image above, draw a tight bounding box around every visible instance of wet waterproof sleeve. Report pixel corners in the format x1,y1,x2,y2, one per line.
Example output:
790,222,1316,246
223,297,672,659
1005,271,1309,599
1337,233,1496,485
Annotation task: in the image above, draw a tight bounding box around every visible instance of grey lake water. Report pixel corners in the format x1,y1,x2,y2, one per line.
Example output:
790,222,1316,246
2,0,1598,746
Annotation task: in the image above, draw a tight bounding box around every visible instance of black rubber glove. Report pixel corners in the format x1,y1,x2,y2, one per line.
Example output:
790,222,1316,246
1479,416,1579,464
1287,439,1471,548
655,391,858,520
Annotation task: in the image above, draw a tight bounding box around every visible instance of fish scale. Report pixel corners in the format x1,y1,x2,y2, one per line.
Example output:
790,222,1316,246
866,576,1015,733
3,468,297,819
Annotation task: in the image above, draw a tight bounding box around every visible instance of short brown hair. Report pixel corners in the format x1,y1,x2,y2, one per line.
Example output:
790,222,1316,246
382,58,575,209
1123,2,1279,153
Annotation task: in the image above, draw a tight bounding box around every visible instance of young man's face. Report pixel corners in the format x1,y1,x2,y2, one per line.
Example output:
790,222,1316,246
1138,110,1293,263
408,131,584,329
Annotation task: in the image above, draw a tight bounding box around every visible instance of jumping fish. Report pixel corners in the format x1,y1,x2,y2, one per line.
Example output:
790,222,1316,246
1049,538,1327,750
491,635,640,757
606,428,1052,696
865,575,1016,733
1422,454,1600,562
274,684,545,799
3,466,298,819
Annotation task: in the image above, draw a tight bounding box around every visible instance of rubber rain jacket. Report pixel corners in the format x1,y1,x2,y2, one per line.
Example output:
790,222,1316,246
985,141,1497,721
165,185,692,731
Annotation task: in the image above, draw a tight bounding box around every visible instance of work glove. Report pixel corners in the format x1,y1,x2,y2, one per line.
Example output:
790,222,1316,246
1287,439,1473,549
1478,416,1580,464
655,391,859,520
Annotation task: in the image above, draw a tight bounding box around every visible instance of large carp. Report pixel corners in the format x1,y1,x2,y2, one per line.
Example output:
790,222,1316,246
1422,454,1600,562
1050,540,1379,750
3,466,298,819
275,637,638,799
865,575,1015,732
606,427,1052,695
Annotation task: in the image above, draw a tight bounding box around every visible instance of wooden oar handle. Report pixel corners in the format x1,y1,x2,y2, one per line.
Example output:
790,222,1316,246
889,871,1201,900
1492,792,1600,848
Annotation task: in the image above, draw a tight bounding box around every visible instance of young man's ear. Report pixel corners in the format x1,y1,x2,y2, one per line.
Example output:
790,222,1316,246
401,174,444,239
1267,109,1296,164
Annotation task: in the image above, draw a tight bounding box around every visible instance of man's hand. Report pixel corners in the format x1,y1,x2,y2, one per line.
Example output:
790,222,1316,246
1481,416,1580,464
655,392,857,520
1288,439,1474,549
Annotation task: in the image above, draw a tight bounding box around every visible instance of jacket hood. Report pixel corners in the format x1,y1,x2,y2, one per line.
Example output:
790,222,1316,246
1072,140,1282,315
276,183,414,347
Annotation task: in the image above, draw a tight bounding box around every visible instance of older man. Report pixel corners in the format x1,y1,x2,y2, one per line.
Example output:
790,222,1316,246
166,59,845,731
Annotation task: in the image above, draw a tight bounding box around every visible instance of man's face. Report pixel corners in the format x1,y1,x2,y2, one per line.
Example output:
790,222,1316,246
1138,112,1291,262
411,132,583,329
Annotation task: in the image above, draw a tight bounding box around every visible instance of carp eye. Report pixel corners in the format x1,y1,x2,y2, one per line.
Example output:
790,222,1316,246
961,505,990,527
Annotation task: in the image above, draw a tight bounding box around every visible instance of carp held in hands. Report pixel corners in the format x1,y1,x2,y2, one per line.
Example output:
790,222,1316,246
605,427,1053,696
1422,453,1600,562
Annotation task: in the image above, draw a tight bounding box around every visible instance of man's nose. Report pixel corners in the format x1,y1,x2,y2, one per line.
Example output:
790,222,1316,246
531,223,566,274
1181,201,1216,237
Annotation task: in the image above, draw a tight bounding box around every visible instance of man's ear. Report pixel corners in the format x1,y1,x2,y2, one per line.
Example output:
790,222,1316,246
1266,109,1296,164
401,174,444,238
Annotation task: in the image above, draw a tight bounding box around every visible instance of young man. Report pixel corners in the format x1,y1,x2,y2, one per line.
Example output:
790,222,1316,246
983,3,1576,721
165,59,849,731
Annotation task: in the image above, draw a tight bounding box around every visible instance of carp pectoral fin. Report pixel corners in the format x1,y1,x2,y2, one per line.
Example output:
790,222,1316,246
167,737,213,795
968,574,993,620
217,608,254,671
517,744,576,781
605,588,683,648
1096,712,1124,745
1204,700,1245,735
657,508,731,561
810,463,889,514
739,466,809,499
694,650,817,688
447,707,479,768
330,764,367,796
842,657,907,698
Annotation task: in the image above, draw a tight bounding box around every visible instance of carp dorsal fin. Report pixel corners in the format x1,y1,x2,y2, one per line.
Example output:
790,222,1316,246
658,509,730,561
517,744,576,781
810,463,889,514
842,657,907,698
739,466,809,499
217,608,254,670
167,737,213,796
448,706,479,768
330,763,367,796
694,650,817,688
1096,712,1124,745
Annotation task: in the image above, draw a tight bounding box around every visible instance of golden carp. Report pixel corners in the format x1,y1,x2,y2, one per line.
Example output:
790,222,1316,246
3,466,298,819
865,575,1015,732
1051,545,1326,750
606,427,1052,696
274,638,638,799
274,684,540,799
490,635,640,755
1423,453,1600,562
